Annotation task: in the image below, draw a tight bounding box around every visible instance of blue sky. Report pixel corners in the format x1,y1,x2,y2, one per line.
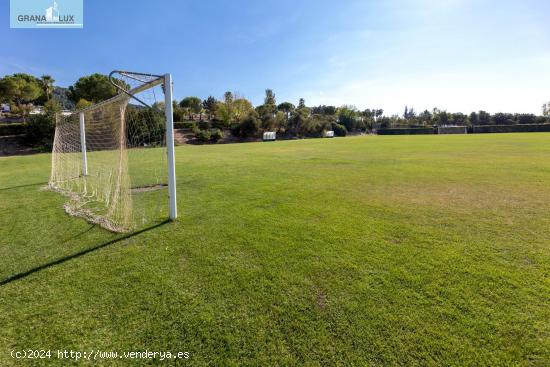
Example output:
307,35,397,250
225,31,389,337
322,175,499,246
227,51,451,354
2,0,549,115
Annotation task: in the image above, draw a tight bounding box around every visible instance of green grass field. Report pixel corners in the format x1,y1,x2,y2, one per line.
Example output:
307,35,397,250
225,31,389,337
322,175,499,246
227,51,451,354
1,134,549,366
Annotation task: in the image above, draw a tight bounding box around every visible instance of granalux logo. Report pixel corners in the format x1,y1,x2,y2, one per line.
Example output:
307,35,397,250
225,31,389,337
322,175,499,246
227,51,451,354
10,0,83,28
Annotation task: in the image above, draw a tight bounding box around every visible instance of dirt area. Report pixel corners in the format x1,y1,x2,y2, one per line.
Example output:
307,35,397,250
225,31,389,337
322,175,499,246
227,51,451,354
174,129,195,145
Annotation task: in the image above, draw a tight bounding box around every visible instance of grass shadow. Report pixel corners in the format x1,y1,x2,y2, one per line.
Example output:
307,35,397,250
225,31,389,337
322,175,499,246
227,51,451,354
0,219,170,286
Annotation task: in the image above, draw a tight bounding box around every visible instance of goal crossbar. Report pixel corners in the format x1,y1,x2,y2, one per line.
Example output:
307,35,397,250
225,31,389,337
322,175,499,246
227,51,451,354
77,76,164,114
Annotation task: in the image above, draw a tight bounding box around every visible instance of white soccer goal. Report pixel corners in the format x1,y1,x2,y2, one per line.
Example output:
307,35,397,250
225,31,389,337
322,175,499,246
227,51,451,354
437,125,467,134
49,71,177,232
263,131,276,141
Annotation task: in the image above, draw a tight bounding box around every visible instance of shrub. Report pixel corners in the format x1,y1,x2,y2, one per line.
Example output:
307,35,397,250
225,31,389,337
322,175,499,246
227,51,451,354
0,123,25,136
356,119,367,131
126,107,165,146
211,120,227,129
24,114,55,149
299,115,331,137
492,113,515,125
472,124,550,134
44,99,62,115
174,121,196,129
338,106,360,131
378,117,391,128
535,116,548,124
232,111,260,138
230,123,240,137
516,114,537,125
331,122,347,136
75,98,92,110
377,127,435,135
197,120,211,130
210,128,224,142
194,129,211,142
173,108,186,122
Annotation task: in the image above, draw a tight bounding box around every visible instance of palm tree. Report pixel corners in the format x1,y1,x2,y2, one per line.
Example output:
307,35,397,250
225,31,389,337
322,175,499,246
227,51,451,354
40,75,55,101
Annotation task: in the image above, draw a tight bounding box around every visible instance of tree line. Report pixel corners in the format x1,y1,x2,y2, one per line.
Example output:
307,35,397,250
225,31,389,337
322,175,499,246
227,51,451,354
1,72,549,144
168,94,550,140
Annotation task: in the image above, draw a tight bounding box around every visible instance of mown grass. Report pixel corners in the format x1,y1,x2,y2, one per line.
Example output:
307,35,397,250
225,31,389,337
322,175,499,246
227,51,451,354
0,134,549,366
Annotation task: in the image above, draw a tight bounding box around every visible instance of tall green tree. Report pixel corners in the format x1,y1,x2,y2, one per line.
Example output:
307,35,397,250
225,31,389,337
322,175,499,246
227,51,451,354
469,112,479,125
277,102,295,131
418,110,432,125
233,98,254,122
433,110,449,126
277,102,295,115
257,89,278,130
312,105,337,115
337,105,360,131
290,99,311,135
0,74,43,121
0,73,43,105
478,110,491,125
215,91,235,126
300,114,332,137
516,113,536,125
40,75,55,101
403,106,416,120
264,89,276,107
362,109,374,119
492,112,515,125
231,110,260,138
179,96,202,120
224,91,234,104
202,96,218,120
451,112,467,126
68,74,118,103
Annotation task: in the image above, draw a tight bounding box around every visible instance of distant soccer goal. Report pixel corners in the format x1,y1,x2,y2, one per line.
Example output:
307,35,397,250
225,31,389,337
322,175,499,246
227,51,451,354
437,126,467,134
49,71,177,232
263,131,276,141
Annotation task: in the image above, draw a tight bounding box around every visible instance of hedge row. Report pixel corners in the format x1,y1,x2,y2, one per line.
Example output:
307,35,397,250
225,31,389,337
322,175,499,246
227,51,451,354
378,124,550,135
472,124,550,133
0,123,26,136
377,127,435,135
174,121,196,129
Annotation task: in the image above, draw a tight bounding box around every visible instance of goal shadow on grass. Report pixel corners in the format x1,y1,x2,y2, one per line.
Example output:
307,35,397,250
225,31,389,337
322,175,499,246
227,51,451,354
0,181,48,191
0,219,170,287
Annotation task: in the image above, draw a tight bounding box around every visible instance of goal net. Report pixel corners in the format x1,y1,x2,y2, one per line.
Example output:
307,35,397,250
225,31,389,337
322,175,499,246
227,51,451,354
437,125,467,134
49,71,177,232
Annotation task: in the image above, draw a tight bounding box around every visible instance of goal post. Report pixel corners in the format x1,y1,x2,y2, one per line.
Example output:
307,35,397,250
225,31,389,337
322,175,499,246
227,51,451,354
79,112,88,176
49,71,177,232
163,73,177,220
